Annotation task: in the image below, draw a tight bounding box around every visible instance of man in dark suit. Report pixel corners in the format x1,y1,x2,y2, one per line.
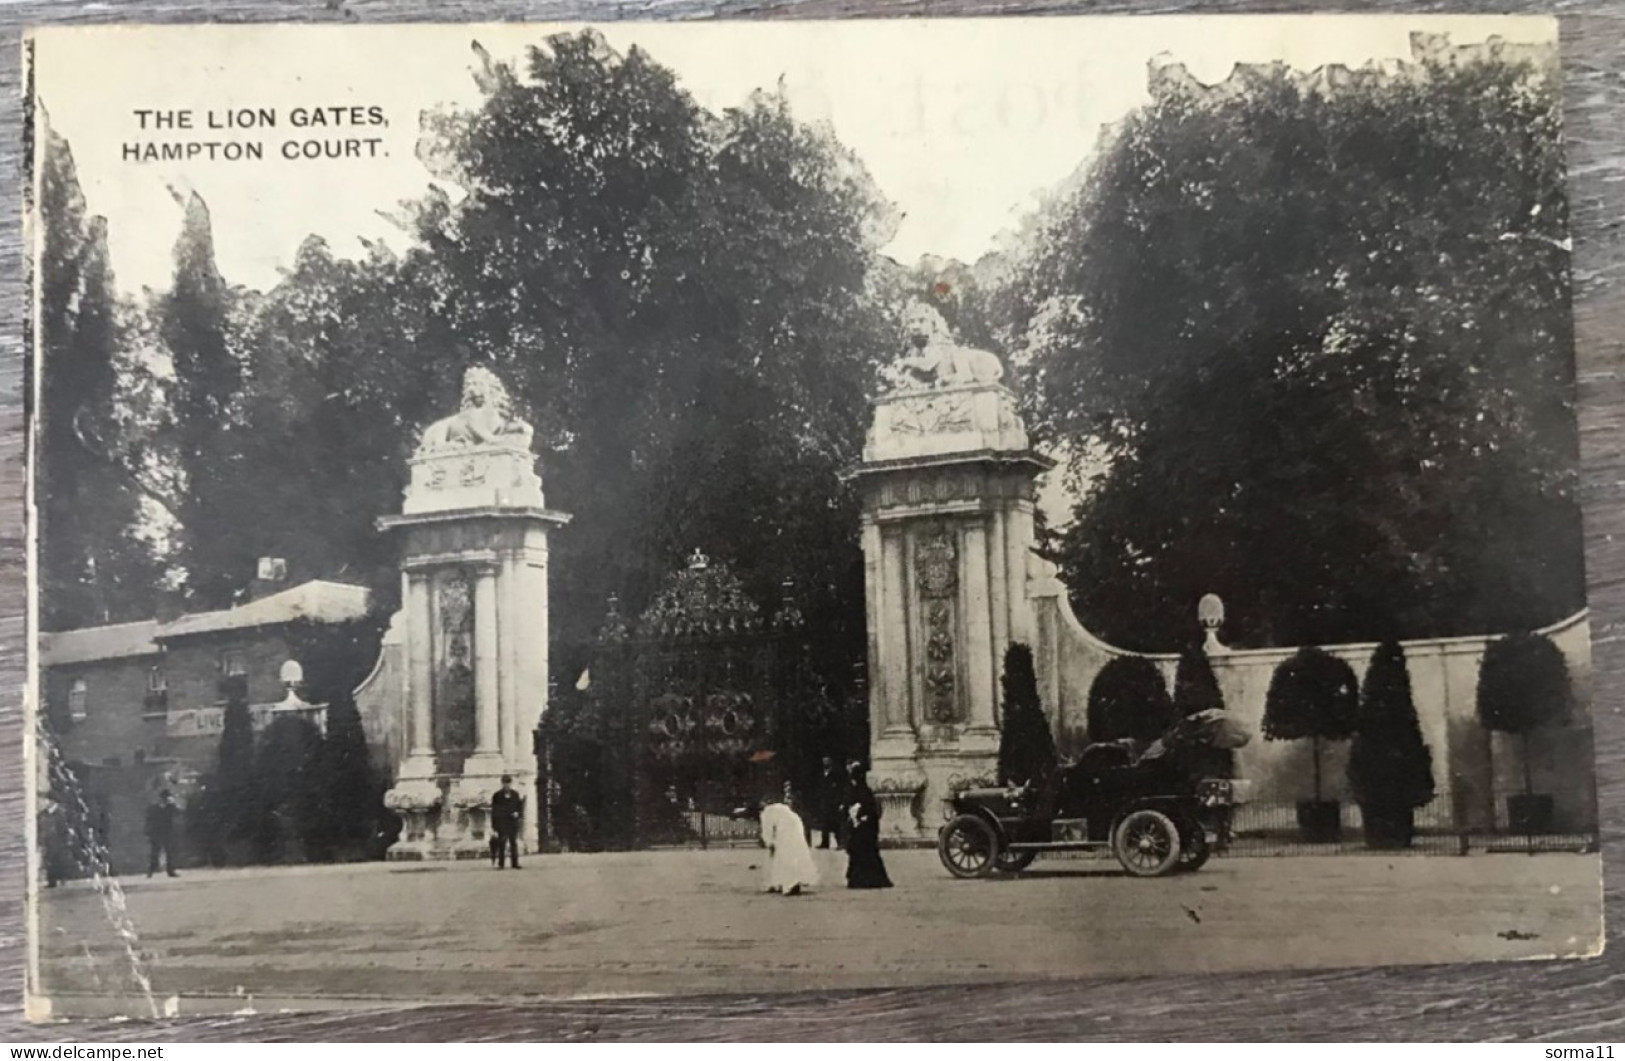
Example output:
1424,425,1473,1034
489,775,524,869
816,756,850,849
145,788,179,878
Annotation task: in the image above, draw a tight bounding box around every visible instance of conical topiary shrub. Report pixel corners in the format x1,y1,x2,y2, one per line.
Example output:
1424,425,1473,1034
1172,647,1233,779
997,643,1057,788
1347,641,1435,849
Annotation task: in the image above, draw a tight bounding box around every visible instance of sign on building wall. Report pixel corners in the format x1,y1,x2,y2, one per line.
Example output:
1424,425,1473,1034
166,703,327,739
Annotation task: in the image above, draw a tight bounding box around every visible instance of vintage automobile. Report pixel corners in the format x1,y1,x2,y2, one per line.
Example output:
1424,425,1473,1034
937,709,1254,879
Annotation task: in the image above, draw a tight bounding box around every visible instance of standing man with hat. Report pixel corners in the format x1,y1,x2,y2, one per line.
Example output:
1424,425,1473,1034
489,775,524,870
145,788,180,879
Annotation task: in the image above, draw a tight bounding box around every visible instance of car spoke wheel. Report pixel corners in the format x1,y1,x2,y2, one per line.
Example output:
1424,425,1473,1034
938,815,999,879
1113,808,1183,877
1178,829,1211,872
995,848,1037,873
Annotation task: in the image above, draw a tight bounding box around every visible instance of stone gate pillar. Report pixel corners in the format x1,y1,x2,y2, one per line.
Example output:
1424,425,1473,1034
848,312,1052,842
379,367,570,860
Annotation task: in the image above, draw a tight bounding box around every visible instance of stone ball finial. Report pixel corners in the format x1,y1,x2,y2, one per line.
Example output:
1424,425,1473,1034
1198,593,1226,653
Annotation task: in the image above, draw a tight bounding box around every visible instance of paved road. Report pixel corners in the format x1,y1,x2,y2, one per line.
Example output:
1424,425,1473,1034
35,848,1603,1018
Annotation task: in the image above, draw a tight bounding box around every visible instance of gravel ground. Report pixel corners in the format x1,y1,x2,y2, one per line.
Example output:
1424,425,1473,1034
33,847,1604,1019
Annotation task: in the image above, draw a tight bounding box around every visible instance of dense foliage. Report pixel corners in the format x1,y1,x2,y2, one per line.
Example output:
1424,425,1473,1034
34,117,161,629
1476,631,1573,738
1086,655,1174,743
1004,47,1581,650
51,32,898,682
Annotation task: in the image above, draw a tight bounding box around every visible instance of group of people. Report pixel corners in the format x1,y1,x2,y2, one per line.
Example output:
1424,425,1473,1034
51,766,881,894
38,787,177,886
759,757,893,896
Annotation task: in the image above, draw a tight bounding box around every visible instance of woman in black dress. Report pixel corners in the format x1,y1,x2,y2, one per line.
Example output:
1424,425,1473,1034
844,762,893,889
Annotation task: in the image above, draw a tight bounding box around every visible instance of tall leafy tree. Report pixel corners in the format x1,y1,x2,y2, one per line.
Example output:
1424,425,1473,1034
155,191,253,608
1003,43,1580,650
34,114,161,628
144,31,902,662
225,238,434,603
410,31,900,657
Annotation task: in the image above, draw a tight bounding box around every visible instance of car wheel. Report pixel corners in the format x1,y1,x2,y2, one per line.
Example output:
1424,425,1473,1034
1177,829,1211,872
995,848,1037,873
938,814,999,879
1113,808,1183,877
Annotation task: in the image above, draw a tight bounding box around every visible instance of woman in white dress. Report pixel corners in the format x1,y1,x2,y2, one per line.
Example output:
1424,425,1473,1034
759,796,819,896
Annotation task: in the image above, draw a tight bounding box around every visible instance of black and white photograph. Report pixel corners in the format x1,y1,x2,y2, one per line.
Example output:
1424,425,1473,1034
24,16,1604,1020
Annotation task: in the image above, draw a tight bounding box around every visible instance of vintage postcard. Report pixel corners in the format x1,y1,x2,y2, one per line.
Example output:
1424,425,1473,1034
25,16,1602,1019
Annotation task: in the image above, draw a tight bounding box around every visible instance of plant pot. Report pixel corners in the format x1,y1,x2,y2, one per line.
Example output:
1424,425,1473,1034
1507,793,1554,835
1296,799,1342,843
1359,804,1414,850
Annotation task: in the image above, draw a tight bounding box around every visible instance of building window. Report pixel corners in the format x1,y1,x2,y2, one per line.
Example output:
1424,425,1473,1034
68,678,87,723
217,650,249,703
144,666,168,714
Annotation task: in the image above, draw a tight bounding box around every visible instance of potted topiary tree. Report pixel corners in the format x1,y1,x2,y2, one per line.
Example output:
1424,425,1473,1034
1087,655,1175,744
1347,641,1435,849
1263,647,1358,843
997,643,1057,788
1476,632,1573,836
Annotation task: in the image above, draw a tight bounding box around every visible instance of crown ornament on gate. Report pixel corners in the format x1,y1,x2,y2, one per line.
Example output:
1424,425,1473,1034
640,550,762,637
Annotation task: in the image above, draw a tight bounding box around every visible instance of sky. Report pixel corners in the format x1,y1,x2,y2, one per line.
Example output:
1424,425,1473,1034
31,15,1555,297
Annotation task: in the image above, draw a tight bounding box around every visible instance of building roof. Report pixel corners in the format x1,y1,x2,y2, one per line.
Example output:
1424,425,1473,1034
41,580,373,666
157,580,372,641
40,621,161,667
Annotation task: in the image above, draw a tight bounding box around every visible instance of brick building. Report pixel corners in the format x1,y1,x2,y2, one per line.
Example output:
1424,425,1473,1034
40,580,374,874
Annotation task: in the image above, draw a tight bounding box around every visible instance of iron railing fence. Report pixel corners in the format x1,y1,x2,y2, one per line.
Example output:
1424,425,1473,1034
1220,797,1596,857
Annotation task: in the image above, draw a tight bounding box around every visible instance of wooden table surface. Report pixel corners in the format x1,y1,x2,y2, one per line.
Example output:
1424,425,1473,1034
0,0,1620,1042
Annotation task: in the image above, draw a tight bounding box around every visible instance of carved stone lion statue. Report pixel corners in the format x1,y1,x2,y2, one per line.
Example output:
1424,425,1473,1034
417,365,535,454
890,303,1005,390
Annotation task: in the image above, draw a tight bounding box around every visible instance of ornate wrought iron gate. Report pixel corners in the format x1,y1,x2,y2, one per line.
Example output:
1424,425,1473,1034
538,550,861,850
